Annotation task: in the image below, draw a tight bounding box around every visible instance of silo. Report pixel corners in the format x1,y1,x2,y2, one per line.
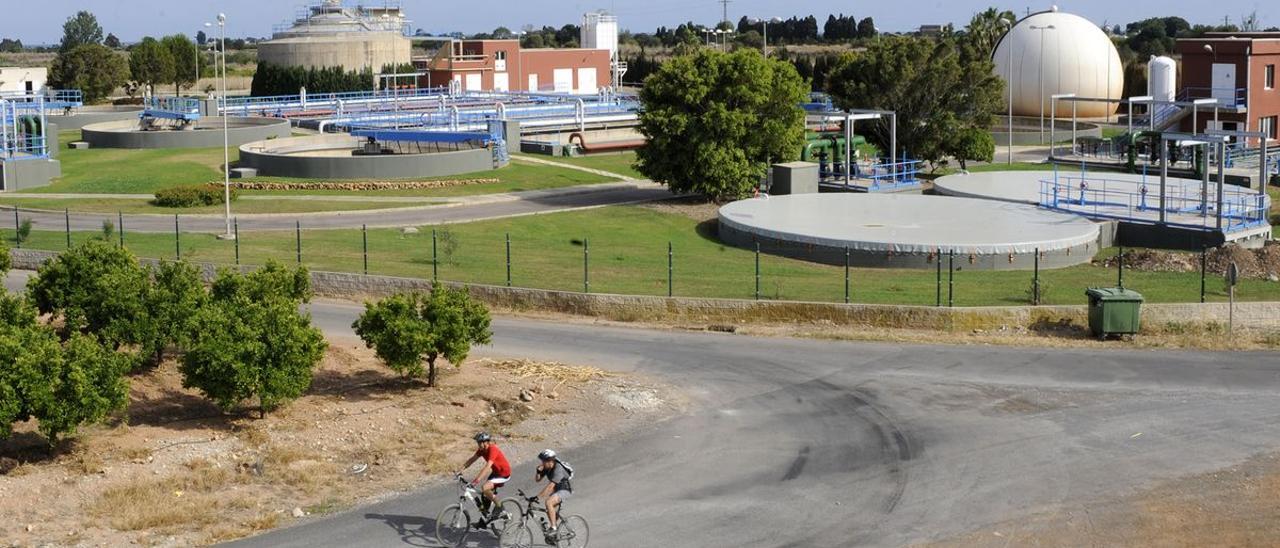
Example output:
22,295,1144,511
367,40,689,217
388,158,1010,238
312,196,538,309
1147,56,1177,103
257,0,412,72
581,11,619,60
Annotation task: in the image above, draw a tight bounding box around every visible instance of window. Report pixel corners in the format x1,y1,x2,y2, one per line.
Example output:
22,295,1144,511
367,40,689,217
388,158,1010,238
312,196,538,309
1262,116,1278,141
495,51,506,61
1266,64,1275,90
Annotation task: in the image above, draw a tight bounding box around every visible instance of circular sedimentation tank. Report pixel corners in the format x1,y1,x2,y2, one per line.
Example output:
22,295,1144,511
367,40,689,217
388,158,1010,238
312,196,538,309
45,105,145,131
81,117,292,149
238,134,500,179
994,8,1124,118
718,194,1101,270
990,115,1102,146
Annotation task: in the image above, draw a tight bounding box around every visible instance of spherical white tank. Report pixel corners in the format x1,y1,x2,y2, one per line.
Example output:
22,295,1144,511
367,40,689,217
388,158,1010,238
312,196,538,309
1147,55,1177,103
992,9,1124,118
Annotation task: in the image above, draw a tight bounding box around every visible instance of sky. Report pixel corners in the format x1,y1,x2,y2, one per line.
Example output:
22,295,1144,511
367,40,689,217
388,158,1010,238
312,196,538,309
0,0,1273,45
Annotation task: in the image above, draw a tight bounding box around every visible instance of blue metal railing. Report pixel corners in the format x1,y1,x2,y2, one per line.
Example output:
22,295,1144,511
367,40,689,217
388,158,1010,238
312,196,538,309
143,96,202,122
1182,86,1248,109
1,95,50,160
1038,175,1269,232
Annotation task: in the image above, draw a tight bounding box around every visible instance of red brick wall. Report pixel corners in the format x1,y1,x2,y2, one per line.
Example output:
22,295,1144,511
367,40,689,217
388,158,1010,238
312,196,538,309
419,40,611,93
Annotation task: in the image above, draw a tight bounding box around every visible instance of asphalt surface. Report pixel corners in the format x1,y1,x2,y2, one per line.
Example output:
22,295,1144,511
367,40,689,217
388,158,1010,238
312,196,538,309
8,271,1278,547
3,183,668,233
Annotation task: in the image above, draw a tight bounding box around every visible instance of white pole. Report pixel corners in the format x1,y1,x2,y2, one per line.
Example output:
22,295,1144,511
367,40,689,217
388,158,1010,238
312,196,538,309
219,14,233,240
1007,34,1013,164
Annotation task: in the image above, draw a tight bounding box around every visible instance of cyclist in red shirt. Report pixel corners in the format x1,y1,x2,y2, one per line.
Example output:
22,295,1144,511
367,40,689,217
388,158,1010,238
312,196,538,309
457,432,511,523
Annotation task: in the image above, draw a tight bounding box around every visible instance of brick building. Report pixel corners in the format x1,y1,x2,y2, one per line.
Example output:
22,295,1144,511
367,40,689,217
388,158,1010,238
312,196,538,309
1176,32,1280,144
418,39,612,94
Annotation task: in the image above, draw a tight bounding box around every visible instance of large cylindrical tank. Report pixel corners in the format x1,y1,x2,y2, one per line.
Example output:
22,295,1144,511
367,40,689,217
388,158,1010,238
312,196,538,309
257,32,410,72
992,8,1124,118
1147,55,1176,103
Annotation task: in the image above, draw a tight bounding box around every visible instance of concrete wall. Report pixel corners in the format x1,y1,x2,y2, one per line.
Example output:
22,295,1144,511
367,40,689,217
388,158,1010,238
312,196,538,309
238,134,497,179
0,157,61,192
45,106,145,131
8,248,1279,331
82,117,291,149
257,33,410,73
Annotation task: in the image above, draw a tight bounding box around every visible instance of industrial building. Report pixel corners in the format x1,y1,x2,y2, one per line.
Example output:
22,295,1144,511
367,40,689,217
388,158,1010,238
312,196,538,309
1176,32,1280,144
418,11,624,94
992,8,1124,118
0,67,47,95
257,0,412,72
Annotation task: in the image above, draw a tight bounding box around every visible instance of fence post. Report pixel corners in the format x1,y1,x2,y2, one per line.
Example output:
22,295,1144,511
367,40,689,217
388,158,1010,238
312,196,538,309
1117,246,1125,288
432,229,438,282
362,224,369,275
947,250,955,308
583,237,590,293
295,221,302,265
844,246,850,304
935,251,942,307
1033,247,1041,305
234,217,240,266
118,211,124,249
174,214,180,259
505,233,511,287
12,207,18,249
754,241,761,301
1200,247,1208,303
64,209,71,249
667,241,673,298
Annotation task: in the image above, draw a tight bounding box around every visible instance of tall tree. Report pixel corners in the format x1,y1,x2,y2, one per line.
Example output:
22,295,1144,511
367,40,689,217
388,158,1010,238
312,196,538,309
48,44,128,103
353,287,492,388
827,35,1003,168
635,49,808,200
160,34,199,94
129,37,176,95
857,17,877,39
196,30,207,46
59,11,104,53
961,8,1016,61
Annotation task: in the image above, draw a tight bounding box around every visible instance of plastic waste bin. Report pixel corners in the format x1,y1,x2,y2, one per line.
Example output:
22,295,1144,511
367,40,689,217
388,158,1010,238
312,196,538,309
1085,287,1144,339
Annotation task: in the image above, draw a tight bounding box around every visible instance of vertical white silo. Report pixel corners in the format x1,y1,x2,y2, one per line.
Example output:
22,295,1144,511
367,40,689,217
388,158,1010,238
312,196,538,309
1147,56,1177,103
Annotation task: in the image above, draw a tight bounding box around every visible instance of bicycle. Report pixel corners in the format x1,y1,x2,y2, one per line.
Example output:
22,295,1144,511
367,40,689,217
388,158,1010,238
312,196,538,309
498,489,589,548
435,473,523,547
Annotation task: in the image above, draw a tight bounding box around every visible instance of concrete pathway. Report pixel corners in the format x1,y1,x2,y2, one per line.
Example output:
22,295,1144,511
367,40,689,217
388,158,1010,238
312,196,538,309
510,154,633,180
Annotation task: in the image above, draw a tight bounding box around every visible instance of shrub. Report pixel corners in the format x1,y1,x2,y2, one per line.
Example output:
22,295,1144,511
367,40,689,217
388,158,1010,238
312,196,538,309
152,185,237,208
16,218,31,244
353,287,492,387
28,240,149,350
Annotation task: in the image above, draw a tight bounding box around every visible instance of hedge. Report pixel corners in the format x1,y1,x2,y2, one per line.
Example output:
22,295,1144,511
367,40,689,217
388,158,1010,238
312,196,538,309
153,185,238,208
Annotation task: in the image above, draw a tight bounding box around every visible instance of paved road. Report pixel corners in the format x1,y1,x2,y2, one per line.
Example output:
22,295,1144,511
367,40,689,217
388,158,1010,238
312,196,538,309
2,182,668,233
207,297,1280,547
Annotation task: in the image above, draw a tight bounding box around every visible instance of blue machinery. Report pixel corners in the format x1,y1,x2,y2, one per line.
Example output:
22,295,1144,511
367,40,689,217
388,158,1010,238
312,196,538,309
141,96,202,129
349,120,509,167
0,93,49,160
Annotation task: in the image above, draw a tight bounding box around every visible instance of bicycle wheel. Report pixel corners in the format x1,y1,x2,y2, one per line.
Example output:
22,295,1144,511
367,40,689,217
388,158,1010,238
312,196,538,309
559,515,590,547
498,520,535,548
487,497,524,537
434,504,471,547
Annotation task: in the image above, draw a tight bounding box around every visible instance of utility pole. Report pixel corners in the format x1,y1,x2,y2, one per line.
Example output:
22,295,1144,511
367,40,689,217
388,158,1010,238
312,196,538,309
720,0,732,25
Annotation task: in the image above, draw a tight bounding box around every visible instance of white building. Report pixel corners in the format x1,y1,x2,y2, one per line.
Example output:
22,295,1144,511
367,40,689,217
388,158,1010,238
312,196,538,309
0,67,48,95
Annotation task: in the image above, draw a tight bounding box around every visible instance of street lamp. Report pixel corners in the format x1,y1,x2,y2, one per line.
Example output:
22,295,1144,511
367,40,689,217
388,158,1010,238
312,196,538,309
210,14,233,240
999,18,1013,164
749,17,782,54
1030,24,1056,144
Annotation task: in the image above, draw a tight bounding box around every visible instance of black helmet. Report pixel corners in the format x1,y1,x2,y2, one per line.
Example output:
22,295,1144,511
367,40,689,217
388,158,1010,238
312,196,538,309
474,432,491,443
538,449,557,461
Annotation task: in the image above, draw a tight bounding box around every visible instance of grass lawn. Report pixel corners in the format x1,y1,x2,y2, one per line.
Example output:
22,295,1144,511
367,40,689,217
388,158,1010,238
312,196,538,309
515,152,644,180
5,205,1276,306
33,131,618,205
0,197,435,215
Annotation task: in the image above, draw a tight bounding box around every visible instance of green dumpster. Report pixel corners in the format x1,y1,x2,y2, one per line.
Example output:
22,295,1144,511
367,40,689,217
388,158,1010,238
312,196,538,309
1085,287,1144,338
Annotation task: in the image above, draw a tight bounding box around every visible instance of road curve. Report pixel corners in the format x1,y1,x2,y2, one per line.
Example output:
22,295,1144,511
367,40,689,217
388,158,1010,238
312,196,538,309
216,298,1280,547
4,183,669,233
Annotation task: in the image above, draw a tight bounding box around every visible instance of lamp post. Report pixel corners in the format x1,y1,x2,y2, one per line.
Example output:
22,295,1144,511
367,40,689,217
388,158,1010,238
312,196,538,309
750,17,782,54
1030,24,1056,144
210,14,233,240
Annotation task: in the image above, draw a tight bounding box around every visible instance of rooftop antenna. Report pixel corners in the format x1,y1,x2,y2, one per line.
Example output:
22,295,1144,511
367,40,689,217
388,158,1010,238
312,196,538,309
719,0,732,25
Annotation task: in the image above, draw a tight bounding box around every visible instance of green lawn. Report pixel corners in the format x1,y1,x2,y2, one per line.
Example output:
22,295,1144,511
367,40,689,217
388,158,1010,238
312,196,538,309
516,152,645,180
33,131,617,206
5,206,1276,306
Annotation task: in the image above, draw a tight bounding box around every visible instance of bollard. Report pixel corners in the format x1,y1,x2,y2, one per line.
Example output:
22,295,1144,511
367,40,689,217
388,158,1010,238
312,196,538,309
505,233,511,287
295,221,302,265
667,242,674,298
362,224,369,275
583,237,590,293
174,214,181,259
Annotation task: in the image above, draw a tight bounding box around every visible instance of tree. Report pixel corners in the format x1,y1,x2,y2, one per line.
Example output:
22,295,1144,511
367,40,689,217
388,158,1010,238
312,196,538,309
103,33,121,49
27,240,149,351
181,262,325,416
138,261,207,365
857,17,877,40
48,44,128,104
59,11,104,53
129,37,176,95
353,287,492,387
161,34,198,94
961,8,1015,61
196,30,208,46
635,49,808,201
946,125,996,170
0,38,22,53
826,36,1003,168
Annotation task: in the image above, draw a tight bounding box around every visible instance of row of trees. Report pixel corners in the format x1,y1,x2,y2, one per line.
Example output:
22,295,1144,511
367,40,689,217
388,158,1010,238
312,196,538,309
250,62,383,97
128,35,201,95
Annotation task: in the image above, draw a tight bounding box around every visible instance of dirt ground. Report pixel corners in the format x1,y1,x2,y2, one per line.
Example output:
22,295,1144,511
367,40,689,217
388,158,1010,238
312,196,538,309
927,452,1280,547
1098,243,1280,281
0,339,677,547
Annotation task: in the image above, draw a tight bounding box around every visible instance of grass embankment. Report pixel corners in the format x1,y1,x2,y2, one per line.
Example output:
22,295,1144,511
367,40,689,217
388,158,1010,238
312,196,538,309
6,205,1277,306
